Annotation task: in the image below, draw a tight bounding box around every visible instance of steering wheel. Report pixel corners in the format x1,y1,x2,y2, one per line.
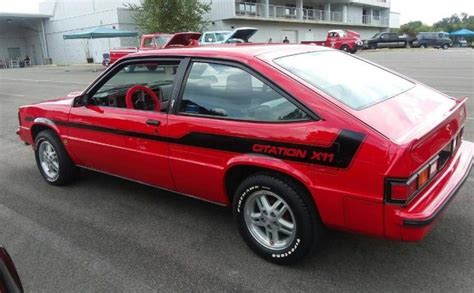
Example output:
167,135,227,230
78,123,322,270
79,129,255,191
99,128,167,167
125,85,160,111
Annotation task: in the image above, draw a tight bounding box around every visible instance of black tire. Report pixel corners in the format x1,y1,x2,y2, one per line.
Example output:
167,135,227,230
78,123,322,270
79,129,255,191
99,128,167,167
233,174,323,265
369,43,377,50
340,45,350,52
420,44,427,49
34,129,78,186
442,43,449,50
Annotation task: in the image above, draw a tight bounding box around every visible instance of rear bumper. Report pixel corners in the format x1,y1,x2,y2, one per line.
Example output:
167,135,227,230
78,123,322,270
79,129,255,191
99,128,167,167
385,140,473,241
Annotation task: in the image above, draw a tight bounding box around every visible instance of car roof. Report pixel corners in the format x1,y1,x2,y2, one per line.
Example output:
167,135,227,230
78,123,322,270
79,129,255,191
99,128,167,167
128,44,329,62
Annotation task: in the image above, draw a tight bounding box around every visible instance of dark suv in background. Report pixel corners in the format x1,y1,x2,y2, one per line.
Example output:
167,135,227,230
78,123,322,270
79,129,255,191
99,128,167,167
363,32,408,49
412,32,452,49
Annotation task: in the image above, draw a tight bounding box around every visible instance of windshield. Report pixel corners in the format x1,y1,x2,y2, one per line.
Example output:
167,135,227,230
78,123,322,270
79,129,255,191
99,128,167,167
155,35,171,47
372,33,381,39
215,32,231,42
275,51,415,110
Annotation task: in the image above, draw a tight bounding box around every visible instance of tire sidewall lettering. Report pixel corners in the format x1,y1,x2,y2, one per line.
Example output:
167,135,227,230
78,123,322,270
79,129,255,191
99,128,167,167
236,183,303,259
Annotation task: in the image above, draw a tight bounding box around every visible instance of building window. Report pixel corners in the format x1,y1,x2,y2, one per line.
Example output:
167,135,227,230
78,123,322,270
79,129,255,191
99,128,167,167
303,6,314,19
285,4,296,18
373,10,380,21
237,0,257,15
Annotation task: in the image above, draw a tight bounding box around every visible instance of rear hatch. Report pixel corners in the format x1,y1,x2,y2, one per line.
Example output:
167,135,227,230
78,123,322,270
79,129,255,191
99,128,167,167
356,85,466,167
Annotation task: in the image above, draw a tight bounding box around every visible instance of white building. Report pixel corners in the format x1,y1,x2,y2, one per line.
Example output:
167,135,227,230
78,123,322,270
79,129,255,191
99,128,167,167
0,0,140,65
0,0,399,65
205,0,400,42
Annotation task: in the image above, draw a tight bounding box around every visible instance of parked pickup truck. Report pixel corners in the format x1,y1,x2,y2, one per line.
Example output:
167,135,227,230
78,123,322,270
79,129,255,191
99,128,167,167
104,32,201,66
301,30,363,53
363,32,408,49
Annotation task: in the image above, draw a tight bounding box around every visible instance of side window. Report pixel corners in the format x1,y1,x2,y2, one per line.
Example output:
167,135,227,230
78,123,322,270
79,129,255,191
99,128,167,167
89,61,180,112
205,33,216,43
142,38,154,48
178,62,309,122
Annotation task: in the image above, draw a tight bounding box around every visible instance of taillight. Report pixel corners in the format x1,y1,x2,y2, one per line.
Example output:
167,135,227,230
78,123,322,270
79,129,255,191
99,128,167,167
388,176,417,202
386,127,463,205
386,157,438,204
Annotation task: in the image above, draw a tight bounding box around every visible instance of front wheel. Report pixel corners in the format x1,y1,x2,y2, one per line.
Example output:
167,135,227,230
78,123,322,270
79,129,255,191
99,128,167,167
233,174,322,264
340,45,350,52
442,43,449,50
35,130,78,186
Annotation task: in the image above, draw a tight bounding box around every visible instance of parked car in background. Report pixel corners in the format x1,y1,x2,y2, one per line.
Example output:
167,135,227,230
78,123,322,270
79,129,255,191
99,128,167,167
411,32,452,49
105,32,201,66
0,246,23,293
199,27,257,45
16,45,473,264
301,29,363,53
364,32,408,49
452,37,468,47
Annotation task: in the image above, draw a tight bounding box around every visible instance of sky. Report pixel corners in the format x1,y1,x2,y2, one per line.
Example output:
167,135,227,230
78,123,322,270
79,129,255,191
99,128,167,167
1,0,474,25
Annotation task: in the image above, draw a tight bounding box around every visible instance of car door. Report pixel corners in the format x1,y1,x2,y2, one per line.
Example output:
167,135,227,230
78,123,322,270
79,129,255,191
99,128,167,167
67,59,183,190
379,33,389,48
166,60,316,204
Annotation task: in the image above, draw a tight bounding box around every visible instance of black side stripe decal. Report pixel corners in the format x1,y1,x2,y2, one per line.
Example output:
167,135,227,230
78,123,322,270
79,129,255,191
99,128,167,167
53,120,365,168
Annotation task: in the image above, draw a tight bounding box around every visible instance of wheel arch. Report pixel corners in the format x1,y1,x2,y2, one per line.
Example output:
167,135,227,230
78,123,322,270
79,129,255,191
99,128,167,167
224,156,319,215
31,118,61,147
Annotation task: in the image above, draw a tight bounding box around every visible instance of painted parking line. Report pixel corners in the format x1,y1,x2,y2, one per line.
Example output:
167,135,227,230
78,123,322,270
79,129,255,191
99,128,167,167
440,90,474,95
0,92,25,97
0,78,89,85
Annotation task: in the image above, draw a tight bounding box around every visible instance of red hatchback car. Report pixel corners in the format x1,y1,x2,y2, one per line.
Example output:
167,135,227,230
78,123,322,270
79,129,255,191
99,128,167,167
17,45,473,264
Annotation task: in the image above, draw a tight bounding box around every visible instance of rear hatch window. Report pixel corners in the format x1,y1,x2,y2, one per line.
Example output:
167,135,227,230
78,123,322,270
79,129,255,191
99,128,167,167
274,51,415,110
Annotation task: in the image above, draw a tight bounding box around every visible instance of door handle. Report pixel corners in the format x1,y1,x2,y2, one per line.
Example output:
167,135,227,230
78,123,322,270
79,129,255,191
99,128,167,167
146,119,160,126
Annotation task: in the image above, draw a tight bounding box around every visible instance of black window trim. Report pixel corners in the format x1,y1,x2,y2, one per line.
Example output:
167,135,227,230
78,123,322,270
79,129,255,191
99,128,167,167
84,56,187,112
170,57,320,123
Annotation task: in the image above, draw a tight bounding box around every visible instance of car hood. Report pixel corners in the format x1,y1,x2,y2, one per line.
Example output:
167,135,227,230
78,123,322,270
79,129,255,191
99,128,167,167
34,94,77,106
353,85,461,144
163,32,201,48
225,27,257,43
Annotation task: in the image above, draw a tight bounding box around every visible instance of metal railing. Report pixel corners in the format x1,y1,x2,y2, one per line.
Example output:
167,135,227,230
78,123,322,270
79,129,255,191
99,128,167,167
234,1,390,27
235,2,266,17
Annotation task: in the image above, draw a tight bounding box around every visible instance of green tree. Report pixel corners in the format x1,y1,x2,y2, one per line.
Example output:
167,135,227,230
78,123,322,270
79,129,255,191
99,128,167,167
433,13,474,32
398,21,432,37
129,0,211,33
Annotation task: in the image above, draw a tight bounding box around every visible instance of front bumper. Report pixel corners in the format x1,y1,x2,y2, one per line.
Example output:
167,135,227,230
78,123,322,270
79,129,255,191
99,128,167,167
385,140,473,241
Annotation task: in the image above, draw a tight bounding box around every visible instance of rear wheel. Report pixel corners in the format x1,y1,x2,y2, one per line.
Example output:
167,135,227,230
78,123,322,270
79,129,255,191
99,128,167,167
35,130,78,186
233,174,322,264
442,43,449,50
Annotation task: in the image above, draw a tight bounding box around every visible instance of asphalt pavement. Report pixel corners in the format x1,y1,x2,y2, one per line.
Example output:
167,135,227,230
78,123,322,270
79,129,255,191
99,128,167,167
0,48,473,292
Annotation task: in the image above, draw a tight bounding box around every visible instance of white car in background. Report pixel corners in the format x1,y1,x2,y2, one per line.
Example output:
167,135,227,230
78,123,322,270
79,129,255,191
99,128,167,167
200,27,257,45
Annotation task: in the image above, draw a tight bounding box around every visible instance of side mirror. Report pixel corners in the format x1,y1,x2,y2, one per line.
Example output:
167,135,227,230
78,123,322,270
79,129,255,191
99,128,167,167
72,94,88,107
0,247,23,293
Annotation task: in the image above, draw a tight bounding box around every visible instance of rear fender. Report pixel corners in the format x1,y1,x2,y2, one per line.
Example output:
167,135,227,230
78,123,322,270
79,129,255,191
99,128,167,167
224,154,313,192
